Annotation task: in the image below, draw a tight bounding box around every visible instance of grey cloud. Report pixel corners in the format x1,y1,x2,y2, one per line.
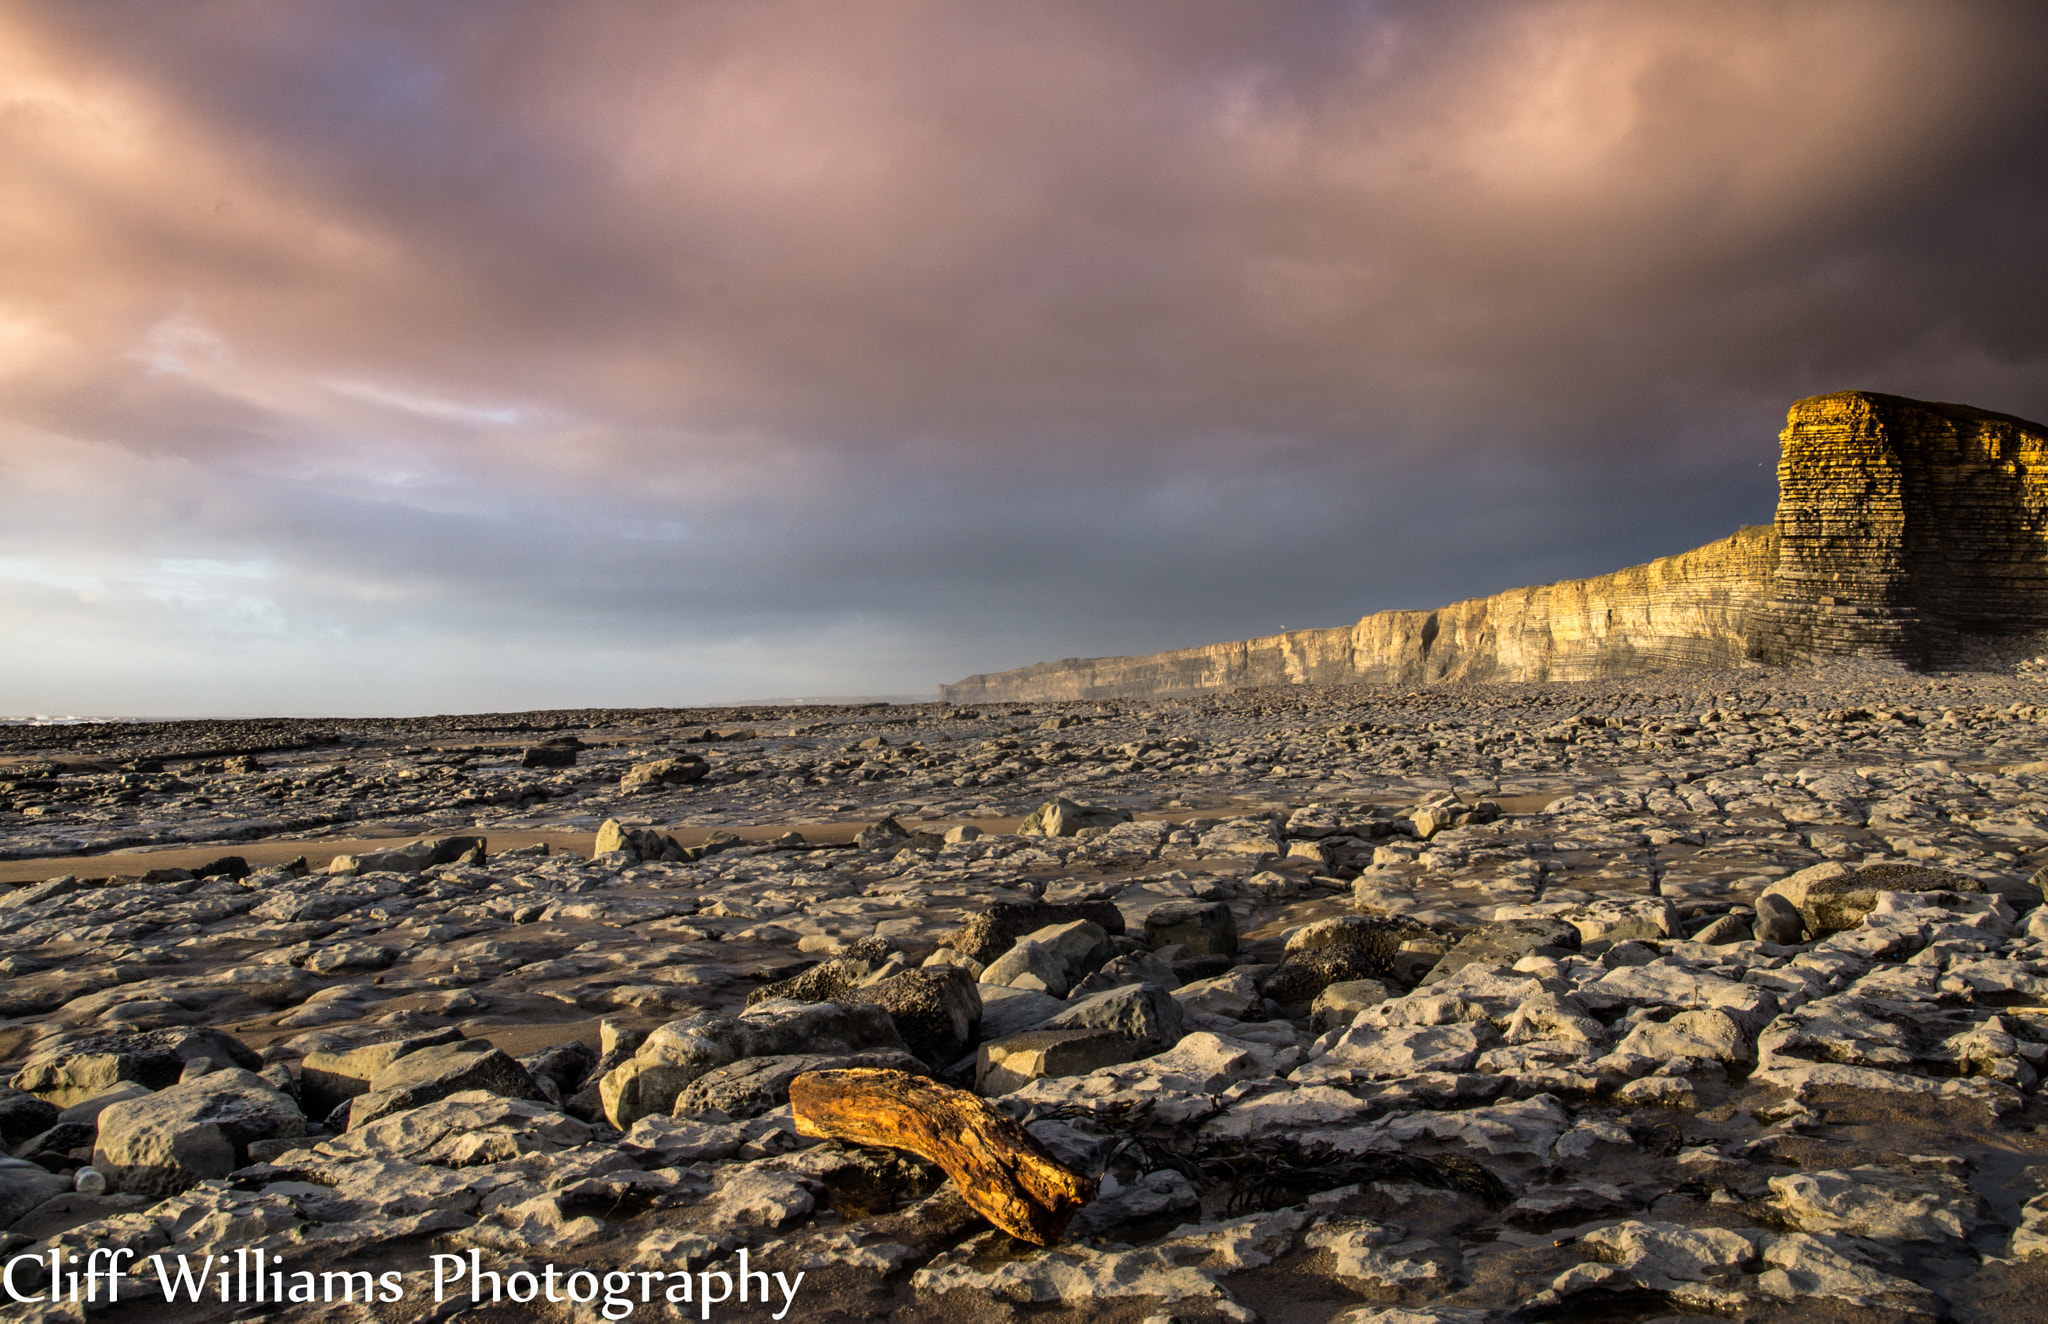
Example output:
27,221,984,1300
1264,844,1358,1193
0,1,2044,712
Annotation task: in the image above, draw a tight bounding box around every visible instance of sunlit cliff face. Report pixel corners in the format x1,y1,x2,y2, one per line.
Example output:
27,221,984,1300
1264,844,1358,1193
1,1,2043,715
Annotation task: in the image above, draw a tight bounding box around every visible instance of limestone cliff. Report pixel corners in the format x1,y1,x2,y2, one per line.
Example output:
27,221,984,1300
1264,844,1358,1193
1748,392,2048,667
942,526,1779,703
943,391,2048,703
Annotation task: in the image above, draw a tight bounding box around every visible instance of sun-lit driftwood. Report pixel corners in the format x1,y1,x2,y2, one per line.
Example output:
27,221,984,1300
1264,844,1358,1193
788,1067,1095,1245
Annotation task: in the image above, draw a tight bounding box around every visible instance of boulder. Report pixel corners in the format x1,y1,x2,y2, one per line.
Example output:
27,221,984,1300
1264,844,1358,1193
1310,979,1395,1034
1263,916,1442,1005
1043,984,1187,1056
620,756,709,794
1018,798,1134,838
1199,819,1285,856
842,966,983,1065
0,875,86,912
944,901,1128,966
856,817,911,851
979,920,1111,998
672,1050,930,1119
11,1120,96,1168
520,1040,600,1103
0,1087,59,1145
976,1029,1138,1095
1765,1165,1980,1242
979,940,1074,996
1142,901,1238,957
1420,918,1580,986
593,819,634,855
57,1081,153,1125
745,937,899,1007
1764,862,1984,935
1753,893,1807,945
592,820,694,863
298,1028,467,1119
1173,972,1264,1021
520,740,580,768
347,1042,543,1129
1069,949,1182,1000
976,986,1070,1041
1615,1009,1755,1065
327,836,483,875
0,1155,71,1227
92,1069,304,1196
1491,897,1680,947
1565,898,1683,946
600,1002,909,1127
1690,914,1753,946
303,942,400,974
11,1029,262,1108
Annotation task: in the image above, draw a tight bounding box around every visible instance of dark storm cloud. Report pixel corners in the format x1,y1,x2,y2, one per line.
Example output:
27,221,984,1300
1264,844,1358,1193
1,0,2044,712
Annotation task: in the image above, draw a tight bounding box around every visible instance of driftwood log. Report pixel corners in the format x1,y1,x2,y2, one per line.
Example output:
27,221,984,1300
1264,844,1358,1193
788,1067,1096,1245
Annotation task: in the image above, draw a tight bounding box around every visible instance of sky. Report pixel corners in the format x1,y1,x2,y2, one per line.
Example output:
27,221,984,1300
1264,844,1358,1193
2,0,2045,717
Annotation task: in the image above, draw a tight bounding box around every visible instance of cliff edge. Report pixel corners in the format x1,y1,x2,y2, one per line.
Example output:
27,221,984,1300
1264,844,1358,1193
943,392,2048,703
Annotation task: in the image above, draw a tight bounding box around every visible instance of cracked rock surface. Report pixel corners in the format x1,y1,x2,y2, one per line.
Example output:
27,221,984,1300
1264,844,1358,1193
7,666,2048,1319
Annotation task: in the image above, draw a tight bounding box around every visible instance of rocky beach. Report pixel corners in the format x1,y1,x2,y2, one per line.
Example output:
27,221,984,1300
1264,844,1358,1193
5,663,2048,1320
7,3,2048,1319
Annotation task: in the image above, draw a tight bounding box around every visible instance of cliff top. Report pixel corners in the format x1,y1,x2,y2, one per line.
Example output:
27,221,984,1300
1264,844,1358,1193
1791,389,2048,436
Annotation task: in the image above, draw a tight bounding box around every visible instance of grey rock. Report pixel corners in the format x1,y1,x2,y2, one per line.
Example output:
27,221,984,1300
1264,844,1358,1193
980,920,1111,998
11,1028,263,1108
1764,861,1984,935
601,1002,910,1127
856,817,911,850
945,900,1128,965
1766,1165,1981,1242
1615,1009,1755,1065
56,1081,153,1125
1017,797,1133,837
298,1027,467,1119
0,1154,70,1227
1043,983,1187,1055
1174,971,1264,1021
0,1087,59,1145
92,1069,304,1196
620,755,709,793
1310,979,1395,1034
1066,1169,1201,1237
328,835,483,875
593,819,689,861
672,1051,930,1119
1070,949,1182,1000
1689,913,1753,946
979,940,1075,996
975,986,1070,1041
746,937,896,1007
0,875,86,912
1264,915,1441,1005
519,740,580,768
347,1042,543,1128
1142,901,1239,957
520,1040,600,1100
1753,893,1808,945
1420,917,1580,986
841,966,982,1065
977,1029,1139,1095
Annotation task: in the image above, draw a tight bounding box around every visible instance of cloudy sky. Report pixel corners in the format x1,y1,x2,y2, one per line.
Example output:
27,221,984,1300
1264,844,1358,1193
2,1,2044,716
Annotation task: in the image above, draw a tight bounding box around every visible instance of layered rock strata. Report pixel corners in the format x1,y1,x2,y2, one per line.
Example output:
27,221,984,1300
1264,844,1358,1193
1749,391,2048,666
945,391,2048,703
